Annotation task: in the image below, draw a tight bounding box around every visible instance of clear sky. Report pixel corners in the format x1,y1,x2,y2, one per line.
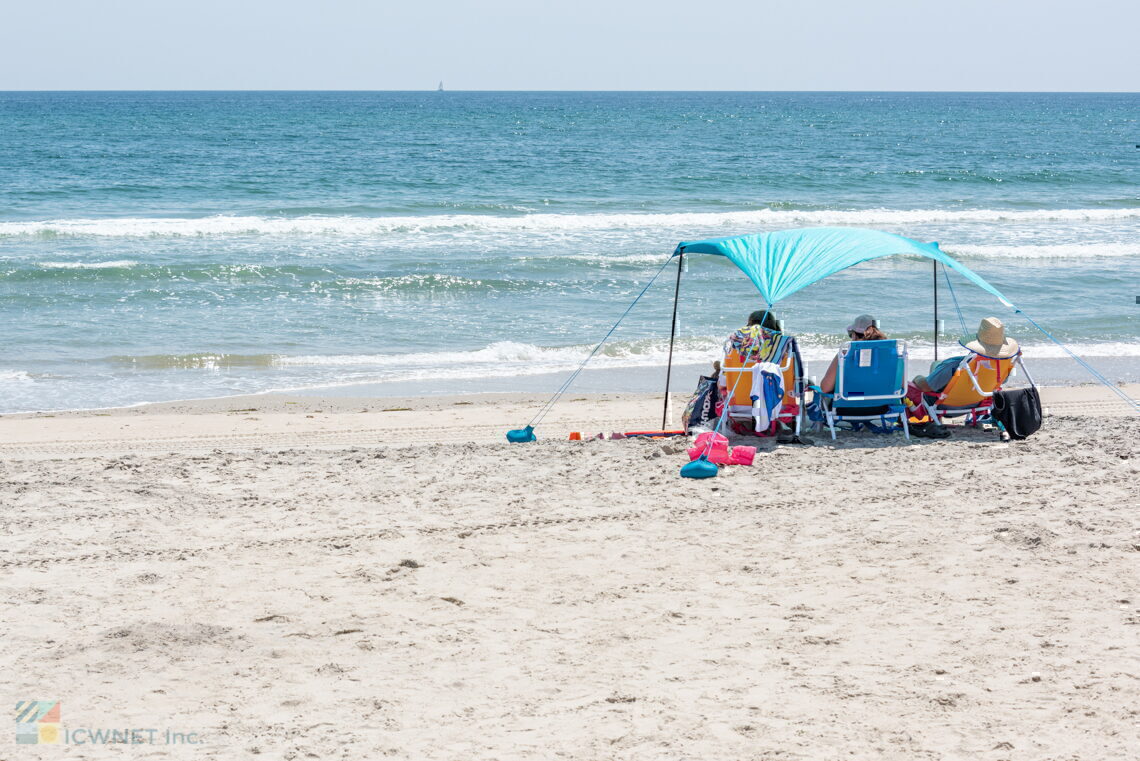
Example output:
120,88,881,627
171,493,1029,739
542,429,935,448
5,0,1138,90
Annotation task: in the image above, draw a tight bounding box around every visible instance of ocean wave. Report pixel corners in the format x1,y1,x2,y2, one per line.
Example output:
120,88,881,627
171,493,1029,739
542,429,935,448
106,353,280,370
537,242,1140,265
36,260,139,269
521,252,671,267
2,260,573,294
323,273,548,295
280,339,1140,367
943,243,1140,259
3,207,1140,239
276,338,725,369
0,262,341,284
96,338,1140,383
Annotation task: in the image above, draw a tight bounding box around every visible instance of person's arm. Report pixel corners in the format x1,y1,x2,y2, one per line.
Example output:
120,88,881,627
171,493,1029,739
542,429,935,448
923,355,967,393
819,355,838,393
913,375,936,393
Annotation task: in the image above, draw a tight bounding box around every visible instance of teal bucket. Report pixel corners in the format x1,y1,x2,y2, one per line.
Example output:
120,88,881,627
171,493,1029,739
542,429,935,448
506,425,537,443
680,455,718,479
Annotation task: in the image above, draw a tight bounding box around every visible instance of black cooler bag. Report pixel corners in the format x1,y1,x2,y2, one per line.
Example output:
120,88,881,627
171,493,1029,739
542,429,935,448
991,387,1043,440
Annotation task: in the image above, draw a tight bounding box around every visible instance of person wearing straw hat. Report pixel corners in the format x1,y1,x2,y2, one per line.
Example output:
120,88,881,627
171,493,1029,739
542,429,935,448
913,316,1020,395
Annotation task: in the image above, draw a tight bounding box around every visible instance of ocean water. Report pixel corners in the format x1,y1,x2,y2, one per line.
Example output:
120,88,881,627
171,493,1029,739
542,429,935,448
1,91,1138,413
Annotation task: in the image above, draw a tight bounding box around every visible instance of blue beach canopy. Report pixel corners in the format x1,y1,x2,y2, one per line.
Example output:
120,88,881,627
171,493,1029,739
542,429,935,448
673,226,1012,308
507,224,1136,446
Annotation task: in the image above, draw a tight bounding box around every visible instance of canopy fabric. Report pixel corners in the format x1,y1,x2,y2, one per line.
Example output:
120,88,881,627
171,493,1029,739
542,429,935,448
673,227,1012,308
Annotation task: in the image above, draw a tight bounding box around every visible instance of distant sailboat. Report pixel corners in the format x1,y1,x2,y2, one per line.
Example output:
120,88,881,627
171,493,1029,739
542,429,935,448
437,81,444,92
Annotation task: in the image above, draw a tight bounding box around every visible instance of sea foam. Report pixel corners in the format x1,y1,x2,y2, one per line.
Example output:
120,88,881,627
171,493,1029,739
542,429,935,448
3,207,1140,239
270,338,1140,381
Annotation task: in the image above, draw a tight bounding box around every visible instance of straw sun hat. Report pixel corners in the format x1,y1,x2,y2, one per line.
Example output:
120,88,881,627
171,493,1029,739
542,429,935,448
960,317,1019,359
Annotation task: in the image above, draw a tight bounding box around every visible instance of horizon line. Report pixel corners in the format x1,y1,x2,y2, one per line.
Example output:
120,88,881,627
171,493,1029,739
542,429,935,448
2,88,1138,95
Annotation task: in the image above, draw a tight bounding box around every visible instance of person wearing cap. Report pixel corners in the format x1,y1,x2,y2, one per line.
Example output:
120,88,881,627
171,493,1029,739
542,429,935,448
912,317,1020,395
818,314,887,393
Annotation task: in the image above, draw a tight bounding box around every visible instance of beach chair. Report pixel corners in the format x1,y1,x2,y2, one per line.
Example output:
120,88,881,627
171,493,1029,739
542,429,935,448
720,333,805,436
810,339,910,440
922,349,1035,426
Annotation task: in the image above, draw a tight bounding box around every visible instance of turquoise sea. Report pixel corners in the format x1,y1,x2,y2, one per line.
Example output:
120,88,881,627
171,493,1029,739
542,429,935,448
1,91,1138,412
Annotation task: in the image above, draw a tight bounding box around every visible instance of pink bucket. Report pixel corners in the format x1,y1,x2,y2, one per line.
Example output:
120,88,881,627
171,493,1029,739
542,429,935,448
729,445,756,466
689,432,731,464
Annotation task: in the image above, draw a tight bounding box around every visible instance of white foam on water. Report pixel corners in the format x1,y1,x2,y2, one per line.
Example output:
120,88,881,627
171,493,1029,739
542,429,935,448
4,207,1140,238
269,338,1140,385
7,339,1138,414
0,370,33,382
943,243,1140,259
519,252,669,265
276,339,724,374
36,260,139,269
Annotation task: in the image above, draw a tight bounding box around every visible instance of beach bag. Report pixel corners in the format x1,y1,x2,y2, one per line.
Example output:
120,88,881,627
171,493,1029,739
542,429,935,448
991,387,1042,440
682,374,720,431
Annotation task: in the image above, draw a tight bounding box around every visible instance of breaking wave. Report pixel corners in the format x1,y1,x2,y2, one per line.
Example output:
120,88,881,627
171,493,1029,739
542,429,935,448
4,207,1140,239
95,337,1140,379
36,260,139,269
942,243,1140,260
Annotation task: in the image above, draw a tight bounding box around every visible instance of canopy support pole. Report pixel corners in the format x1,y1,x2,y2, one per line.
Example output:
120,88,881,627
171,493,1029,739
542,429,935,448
663,254,683,429
933,259,939,362
507,255,676,442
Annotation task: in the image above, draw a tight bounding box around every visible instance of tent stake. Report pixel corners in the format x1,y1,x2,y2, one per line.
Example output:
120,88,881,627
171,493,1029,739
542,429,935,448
933,259,939,362
663,254,683,429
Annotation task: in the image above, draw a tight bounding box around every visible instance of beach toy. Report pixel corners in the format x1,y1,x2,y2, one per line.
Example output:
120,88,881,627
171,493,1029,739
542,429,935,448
506,426,536,443
729,445,756,466
570,429,687,441
688,431,731,464
680,455,718,479
687,445,732,464
692,431,727,448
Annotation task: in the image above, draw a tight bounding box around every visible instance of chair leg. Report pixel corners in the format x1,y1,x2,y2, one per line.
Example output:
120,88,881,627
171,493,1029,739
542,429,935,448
901,412,910,441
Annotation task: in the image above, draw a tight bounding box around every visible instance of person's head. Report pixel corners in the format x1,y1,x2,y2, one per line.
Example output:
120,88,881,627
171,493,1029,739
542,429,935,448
748,310,781,332
963,316,1018,358
846,314,885,341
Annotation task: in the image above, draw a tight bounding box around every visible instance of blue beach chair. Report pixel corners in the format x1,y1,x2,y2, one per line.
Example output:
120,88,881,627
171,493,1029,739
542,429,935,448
810,340,910,441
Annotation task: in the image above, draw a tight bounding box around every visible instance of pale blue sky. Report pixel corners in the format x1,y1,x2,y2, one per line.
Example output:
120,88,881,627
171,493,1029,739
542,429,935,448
5,0,1138,90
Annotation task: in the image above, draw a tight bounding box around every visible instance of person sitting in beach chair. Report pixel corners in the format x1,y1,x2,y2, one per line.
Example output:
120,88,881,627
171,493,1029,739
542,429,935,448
809,326,910,440
719,310,805,439
818,314,887,393
906,317,1033,428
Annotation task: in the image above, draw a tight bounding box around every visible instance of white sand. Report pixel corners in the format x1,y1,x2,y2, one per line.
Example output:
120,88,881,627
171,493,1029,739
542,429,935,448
2,385,1138,759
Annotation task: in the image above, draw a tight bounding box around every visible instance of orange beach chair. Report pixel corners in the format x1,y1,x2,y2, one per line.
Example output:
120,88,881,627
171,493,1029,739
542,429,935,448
719,333,804,436
922,349,1035,425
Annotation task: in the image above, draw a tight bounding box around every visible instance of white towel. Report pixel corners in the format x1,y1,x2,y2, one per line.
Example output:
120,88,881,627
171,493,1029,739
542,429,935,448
750,361,784,431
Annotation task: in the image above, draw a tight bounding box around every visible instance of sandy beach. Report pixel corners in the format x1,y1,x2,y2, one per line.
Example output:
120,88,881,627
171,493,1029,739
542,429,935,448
2,384,1137,759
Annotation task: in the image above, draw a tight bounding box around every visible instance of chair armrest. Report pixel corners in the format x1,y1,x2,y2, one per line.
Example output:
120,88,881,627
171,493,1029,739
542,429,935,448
807,385,833,400
963,367,992,397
